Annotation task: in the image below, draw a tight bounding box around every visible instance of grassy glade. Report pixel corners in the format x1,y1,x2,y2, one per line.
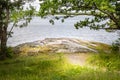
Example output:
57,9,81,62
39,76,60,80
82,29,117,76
0,53,120,80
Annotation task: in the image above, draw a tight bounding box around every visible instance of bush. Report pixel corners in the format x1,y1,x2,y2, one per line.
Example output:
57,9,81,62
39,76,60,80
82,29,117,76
6,47,14,58
111,38,120,53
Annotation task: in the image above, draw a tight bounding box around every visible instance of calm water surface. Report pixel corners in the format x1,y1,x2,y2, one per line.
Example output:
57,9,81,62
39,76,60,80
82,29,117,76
8,16,120,46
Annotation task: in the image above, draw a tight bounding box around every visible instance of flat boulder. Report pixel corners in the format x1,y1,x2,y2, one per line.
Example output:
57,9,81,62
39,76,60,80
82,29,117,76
14,38,97,55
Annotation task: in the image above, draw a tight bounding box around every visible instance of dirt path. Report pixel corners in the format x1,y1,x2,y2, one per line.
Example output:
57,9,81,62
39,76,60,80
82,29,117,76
65,53,108,72
65,53,89,66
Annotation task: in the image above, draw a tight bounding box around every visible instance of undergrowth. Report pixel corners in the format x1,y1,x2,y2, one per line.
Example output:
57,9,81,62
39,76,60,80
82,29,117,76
88,52,120,71
0,53,120,80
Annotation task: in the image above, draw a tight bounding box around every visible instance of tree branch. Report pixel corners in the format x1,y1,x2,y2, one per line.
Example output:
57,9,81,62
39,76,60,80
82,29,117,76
7,22,16,39
93,2,120,28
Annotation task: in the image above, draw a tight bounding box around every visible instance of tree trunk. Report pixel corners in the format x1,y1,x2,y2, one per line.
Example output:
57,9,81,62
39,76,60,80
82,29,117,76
0,6,9,60
0,28,7,60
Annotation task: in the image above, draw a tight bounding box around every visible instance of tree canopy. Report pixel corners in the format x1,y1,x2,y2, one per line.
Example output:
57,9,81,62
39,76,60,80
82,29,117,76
39,0,120,31
0,0,35,59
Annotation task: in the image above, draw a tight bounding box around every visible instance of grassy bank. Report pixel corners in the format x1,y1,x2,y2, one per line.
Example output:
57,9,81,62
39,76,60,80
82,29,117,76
0,53,120,80
0,39,120,80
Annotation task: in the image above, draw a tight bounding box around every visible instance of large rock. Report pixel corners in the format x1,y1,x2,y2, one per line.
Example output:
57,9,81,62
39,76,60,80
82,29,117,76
14,38,97,55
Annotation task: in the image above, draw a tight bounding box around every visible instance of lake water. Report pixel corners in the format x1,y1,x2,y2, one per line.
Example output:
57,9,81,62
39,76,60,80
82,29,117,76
8,16,120,46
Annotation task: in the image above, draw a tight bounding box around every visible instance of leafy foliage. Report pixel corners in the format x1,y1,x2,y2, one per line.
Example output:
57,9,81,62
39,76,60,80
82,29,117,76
0,0,35,59
39,0,120,31
0,0,35,38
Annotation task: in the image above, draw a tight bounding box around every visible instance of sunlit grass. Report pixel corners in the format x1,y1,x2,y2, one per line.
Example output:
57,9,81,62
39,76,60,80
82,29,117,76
0,53,120,80
88,52,120,71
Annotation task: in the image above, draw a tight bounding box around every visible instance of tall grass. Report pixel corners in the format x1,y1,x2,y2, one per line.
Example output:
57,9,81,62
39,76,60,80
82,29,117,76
88,52,120,71
0,53,120,80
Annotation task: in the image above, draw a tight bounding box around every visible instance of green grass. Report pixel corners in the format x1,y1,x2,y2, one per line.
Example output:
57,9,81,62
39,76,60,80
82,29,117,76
88,52,120,71
0,53,120,80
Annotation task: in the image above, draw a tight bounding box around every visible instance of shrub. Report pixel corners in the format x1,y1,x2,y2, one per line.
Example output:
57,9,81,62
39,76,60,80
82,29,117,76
6,47,14,58
111,38,120,54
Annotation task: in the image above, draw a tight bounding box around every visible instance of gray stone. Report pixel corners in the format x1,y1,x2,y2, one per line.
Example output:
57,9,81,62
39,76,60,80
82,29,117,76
14,38,97,54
